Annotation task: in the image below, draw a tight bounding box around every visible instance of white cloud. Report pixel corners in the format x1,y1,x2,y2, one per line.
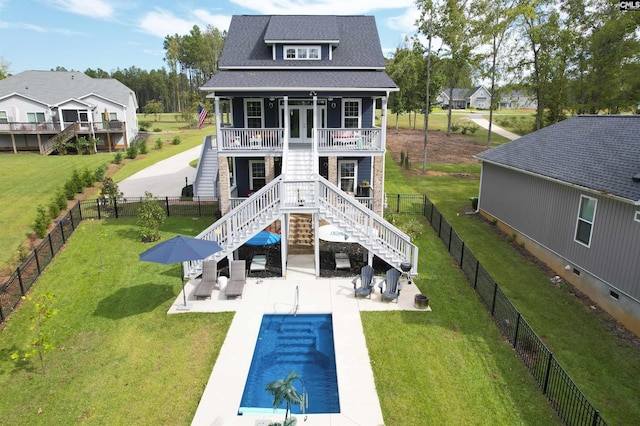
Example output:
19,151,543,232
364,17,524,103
44,0,114,19
386,6,420,33
139,9,195,37
192,9,232,31
0,20,82,35
230,0,414,15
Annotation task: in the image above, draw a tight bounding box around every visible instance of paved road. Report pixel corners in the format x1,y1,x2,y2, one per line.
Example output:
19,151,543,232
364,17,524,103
118,145,202,197
467,112,520,141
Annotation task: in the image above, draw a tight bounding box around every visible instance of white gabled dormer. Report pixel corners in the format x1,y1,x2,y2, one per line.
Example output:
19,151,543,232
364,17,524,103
264,15,340,62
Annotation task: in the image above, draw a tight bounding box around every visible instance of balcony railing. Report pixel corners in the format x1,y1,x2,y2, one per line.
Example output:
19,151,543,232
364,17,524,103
317,128,382,151
217,127,383,152
0,121,124,134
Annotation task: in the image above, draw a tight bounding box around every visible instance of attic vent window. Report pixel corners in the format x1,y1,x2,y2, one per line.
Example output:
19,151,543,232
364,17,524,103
284,45,321,60
632,173,640,183
635,211,640,223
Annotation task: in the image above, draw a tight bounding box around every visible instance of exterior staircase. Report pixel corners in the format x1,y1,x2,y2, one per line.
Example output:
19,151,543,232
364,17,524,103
193,135,218,197
41,123,77,155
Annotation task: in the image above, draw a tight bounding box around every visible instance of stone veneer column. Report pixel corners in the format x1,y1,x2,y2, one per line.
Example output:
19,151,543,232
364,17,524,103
373,156,384,216
218,156,231,215
328,156,337,185
265,157,275,181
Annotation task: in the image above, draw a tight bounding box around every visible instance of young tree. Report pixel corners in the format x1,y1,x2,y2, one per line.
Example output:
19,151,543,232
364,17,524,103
137,191,166,242
265,369,307,426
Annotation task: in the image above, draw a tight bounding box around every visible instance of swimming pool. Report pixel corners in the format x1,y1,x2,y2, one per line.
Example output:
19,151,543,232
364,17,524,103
239,314,340,414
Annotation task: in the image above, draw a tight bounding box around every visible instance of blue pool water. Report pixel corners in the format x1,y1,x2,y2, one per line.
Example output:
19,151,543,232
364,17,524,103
239,314,340,414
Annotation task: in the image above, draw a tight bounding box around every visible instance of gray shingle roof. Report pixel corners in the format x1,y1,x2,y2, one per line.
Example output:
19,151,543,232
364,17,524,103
219,15,386,68
0,70,134,107
475,115,640,203
264,16,340,42
202,70,397,92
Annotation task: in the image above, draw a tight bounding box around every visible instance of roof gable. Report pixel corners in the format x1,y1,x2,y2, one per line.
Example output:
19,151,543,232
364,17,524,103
0,71,135,107
219,15,385,69
476,115,640,203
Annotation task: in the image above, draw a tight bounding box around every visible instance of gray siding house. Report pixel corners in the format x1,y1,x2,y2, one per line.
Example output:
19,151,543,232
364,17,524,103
188,15,418,278
0,71,138,154
475,115,640,335
437,86,491,109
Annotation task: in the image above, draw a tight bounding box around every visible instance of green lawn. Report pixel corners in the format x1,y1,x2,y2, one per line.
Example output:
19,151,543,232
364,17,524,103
389,156,640,425
0,120,213,273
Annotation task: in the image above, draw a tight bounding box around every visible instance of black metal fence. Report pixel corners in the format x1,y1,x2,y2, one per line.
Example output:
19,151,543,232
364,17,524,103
0,196,219,324
414,194,607,426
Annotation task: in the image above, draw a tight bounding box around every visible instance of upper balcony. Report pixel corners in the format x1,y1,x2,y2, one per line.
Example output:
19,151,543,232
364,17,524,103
217,127,384,154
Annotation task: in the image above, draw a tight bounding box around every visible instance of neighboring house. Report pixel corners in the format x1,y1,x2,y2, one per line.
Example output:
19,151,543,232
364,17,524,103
191,15,418,277
475,115,640,335
437,86,491,109
0,71,138,154
496,90,537,110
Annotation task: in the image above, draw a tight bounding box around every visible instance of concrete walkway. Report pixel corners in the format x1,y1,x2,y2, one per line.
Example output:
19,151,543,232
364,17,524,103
467,112,520,141
118,145,202,197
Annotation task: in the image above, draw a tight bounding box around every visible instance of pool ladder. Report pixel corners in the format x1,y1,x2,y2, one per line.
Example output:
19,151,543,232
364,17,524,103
294,285,299,316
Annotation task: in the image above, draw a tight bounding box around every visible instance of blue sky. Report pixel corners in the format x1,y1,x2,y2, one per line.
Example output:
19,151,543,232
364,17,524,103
0,0,421,75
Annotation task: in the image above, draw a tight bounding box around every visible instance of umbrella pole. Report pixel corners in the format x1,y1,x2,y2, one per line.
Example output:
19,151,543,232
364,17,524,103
176,262,190,311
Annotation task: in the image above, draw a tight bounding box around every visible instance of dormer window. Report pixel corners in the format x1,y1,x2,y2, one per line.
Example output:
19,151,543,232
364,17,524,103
285,45,321,60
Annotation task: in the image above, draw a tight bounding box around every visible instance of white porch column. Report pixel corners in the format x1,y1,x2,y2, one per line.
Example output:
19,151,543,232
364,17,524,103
312,94,318,174
314,212,320,277
281,213,289,277
214,96,221,147
282,96,289,177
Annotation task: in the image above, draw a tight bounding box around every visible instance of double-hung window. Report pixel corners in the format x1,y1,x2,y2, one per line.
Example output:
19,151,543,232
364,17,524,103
249,160,266,190
575,195,597,247
342,99,361,128
338,160,357,193
0,111,8,124
27,112,45,123
245,99,263,128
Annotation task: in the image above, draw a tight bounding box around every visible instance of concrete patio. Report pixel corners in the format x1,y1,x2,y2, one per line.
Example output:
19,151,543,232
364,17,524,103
169,255,431,426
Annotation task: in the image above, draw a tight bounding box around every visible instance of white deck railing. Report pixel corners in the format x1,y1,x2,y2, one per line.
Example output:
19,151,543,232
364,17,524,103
317,128,383,151
218,128,284,151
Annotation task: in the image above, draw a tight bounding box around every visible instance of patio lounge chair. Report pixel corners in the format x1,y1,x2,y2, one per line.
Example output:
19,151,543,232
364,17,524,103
378,268,402,303
334,252,351,271
250,254,267,275
352,265,375,298
193,260,217,300
225,260,246,298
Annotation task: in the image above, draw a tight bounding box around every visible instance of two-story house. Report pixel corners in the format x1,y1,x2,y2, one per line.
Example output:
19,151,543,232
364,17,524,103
189,15,418,278
437,86,492,109
0,70,138,154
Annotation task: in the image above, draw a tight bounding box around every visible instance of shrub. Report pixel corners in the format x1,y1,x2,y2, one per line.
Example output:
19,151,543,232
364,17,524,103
64,181,77,200
113,151,123,164
70,169,84,193
55,189,68,210
404,153,410,169
126,143,139,159
94,163,107,182
101,177,122,200
137,191,166,242
450,123,461,132
171,135,182,145
139,121,151,131
74,136,92,155
153,127,162,132
81,168,95,187
138,140,149,155
48,198,60,220
154,138,163,150
33,205,50,238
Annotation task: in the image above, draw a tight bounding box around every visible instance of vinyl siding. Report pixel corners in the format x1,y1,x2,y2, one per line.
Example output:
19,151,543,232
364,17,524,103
480,163,640,300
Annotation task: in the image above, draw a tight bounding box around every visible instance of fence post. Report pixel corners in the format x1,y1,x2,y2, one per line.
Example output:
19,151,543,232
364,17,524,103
396,194,401,213
48,234,54,258
69,208,75,231
438,213,442,238
198,197,202,216
513,312,521,347
0,304,4,322
448,226,453,251
59,221,66,244
78,200,83,220
166,196,171,217
491,281,498,315
96,198,102,220
592,410,600,426
17,266,25,295
114,198,119,219
459,242,465,267
429,202,433,223
474,260,479,289
34,249,41,275
543,352,554,395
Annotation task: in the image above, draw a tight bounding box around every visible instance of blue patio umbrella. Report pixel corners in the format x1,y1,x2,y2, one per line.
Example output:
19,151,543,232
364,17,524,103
246,231,282,246
140,235,222,307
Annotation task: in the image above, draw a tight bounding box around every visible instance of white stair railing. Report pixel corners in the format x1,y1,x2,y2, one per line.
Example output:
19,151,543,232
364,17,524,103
183,177,282,277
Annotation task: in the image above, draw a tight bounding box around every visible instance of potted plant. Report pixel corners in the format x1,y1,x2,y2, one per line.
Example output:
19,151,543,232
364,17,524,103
296,188,304,206
358,180,371,197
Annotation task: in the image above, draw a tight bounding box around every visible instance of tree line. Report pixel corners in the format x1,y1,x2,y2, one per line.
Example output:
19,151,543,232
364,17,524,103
388,0,640,139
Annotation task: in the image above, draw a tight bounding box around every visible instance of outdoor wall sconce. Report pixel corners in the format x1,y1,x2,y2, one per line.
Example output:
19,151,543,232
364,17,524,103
309,91,317,96
331,102,336,109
